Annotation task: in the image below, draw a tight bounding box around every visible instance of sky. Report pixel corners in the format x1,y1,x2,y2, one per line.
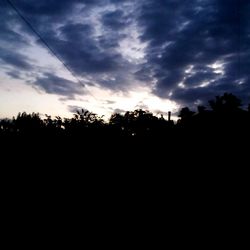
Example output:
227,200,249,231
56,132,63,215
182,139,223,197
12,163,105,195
0,0,249,119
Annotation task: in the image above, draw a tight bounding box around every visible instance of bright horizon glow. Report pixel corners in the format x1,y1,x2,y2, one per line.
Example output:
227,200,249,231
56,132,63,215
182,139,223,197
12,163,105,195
0,72,178,120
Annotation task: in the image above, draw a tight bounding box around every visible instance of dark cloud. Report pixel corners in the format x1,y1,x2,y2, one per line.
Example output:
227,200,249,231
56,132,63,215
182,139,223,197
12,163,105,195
1,0,250,107
68,105,84,114
0,2,30,47
6,70,22,79
59,23,93,41
184,66,220,86
172,87,220,107
172,80,250,108
102,10,128,29
114,108,126,114
0,48,33,70
0,24,28,47
34,73,84,98
10,0,98,17
137,0,250,105
48,35,124,75
103,100,116,105
0,0,134,96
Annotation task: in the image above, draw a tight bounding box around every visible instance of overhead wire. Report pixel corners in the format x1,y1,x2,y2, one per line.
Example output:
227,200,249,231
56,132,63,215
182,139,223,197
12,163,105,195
4,0,98,100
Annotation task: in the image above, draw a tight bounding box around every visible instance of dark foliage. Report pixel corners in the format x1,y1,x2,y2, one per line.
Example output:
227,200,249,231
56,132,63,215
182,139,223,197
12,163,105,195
1,93,249,140
1,93,248,201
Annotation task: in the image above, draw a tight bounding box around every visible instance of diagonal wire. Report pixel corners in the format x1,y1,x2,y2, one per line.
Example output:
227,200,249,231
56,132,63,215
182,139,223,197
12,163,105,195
4,0,86,88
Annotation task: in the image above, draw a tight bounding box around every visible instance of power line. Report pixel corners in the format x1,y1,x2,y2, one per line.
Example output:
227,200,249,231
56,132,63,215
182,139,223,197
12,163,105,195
4,0,86,88
237,0,241,81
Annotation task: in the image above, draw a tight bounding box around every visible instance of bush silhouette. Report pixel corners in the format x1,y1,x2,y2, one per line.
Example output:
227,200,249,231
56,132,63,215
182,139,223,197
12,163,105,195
0,93,249,140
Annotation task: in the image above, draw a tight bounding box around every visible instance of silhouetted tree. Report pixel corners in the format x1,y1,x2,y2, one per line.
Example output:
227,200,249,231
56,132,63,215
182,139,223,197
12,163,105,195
177,107,195,128
209,93,242,113
0,93,249,141
197,105,207,114
14,112,43,133
178,107,195,119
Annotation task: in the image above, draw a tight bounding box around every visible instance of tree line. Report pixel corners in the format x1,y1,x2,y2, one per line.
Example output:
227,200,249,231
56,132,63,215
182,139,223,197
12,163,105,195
1,93,250,138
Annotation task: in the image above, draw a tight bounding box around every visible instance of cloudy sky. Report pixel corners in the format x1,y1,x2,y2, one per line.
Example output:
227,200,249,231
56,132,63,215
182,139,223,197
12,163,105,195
0,0,249,118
